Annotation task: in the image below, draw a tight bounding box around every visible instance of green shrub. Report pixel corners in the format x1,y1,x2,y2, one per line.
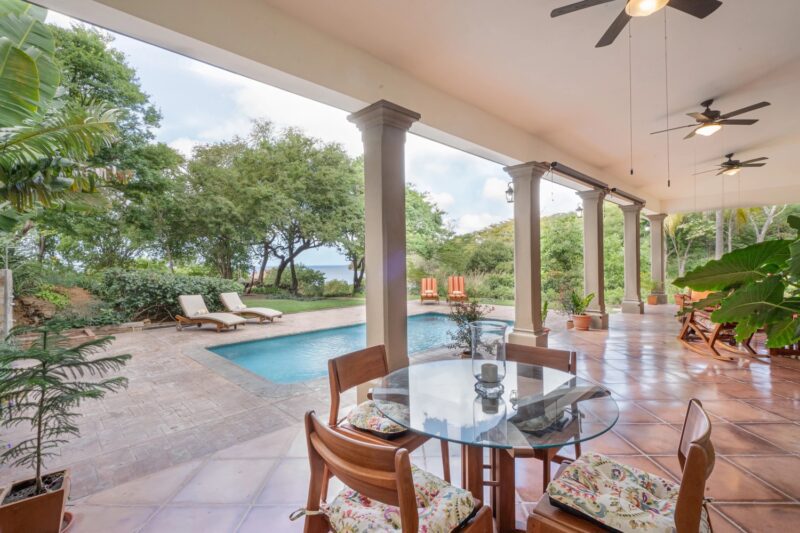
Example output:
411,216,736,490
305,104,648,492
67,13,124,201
34,285,70,309
249,284,292,298
97,269,243,321
324,279,352,297
47,305,129,330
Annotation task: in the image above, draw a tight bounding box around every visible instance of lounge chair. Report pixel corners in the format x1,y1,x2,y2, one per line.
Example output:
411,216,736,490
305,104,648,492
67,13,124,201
220,292,283,323
447,275,468,303
176,295,246,332
419,277,439,303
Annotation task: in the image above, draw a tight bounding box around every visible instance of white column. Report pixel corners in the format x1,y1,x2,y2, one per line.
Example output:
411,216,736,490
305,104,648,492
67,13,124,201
577,189,608,329
646,213,668,304
348,100,419,382
504,162,548,347
620,204,644,314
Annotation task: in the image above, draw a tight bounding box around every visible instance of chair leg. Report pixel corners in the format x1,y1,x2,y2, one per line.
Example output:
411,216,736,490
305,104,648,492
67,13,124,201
320,465,330,502
440,440,451,483
461,444,468,489
575,441,582,459
542,455,551,491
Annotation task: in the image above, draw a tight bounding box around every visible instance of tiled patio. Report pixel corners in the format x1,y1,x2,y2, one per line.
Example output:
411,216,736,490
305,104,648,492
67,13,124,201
7,304,800,532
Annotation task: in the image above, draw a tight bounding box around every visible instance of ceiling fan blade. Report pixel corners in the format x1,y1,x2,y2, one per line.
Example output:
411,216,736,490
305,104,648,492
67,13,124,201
551,0,616,17
684,128,699,140
596,8,631,47
740,163,767,167
667,0,722,19
693,168,720,175
738,157,768,164
720,101,771,119
687,112,710,121
716,169,728,175
650,124,696,135
719,119,758,126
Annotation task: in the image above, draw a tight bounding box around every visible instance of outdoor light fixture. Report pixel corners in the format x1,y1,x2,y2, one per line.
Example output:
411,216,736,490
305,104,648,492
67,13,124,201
695,123,722,137
722,167,741,176
576,205,584,218
625,0,669,17
505,182,514,203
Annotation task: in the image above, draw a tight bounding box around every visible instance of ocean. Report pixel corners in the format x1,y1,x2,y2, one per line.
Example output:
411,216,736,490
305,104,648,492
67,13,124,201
308,264,354,283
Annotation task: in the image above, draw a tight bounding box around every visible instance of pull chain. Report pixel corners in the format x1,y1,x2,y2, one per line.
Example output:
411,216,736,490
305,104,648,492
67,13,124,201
628,23,634,176
663,9,671,188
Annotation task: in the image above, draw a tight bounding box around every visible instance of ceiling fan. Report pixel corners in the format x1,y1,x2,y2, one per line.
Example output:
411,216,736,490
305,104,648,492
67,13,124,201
551,0,722,47
650,99,770,139
695,153,768,176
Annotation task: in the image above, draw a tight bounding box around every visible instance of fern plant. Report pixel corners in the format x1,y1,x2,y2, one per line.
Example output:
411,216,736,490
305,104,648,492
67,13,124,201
0,325,130,495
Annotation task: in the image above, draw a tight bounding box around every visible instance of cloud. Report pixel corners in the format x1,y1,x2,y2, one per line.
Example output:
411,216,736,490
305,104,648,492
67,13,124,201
456,213,504,234
168,137,200,158
483,177,509,202
428,191,455,210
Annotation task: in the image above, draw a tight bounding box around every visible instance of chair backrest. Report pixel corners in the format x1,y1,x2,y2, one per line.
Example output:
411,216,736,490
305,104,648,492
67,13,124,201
219,292,244,311
178,294,208,317
506,343,577,375
448,276,465,294
304,411,419,533
328,345,389,426
689,289,713,303
421,278,437,293
674,399,715,532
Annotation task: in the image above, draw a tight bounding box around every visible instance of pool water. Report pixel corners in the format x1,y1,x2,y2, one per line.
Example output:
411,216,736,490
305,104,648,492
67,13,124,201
209,313,510,384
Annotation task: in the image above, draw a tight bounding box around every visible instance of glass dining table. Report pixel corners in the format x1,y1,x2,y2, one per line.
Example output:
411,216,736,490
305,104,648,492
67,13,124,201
372,359,619,533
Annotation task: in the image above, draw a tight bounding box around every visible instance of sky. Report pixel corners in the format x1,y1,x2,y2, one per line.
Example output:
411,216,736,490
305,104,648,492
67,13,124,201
46,10,580,266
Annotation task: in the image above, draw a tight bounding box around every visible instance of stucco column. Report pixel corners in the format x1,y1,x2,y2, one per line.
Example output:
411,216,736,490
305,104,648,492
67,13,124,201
646,213,668,304
348,101,419,393
577,189,608,329
504,162,548,347
620,204,644,314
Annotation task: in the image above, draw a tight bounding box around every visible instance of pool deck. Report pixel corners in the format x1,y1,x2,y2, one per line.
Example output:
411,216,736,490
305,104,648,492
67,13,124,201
0,300,513,500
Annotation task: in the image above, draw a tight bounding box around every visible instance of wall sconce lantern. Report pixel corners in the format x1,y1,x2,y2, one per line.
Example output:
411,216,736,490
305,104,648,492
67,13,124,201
505,182,514,203
576,205,584,219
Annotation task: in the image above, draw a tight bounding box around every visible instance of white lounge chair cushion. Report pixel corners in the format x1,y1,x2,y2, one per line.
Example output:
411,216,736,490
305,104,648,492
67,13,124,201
239,307,283,319
324,465,475,532
547,452,710,532
199,313,246,326
219,292,282,318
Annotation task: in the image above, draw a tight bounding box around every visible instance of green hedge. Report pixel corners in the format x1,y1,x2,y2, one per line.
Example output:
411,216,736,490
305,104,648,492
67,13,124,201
97,269,243,321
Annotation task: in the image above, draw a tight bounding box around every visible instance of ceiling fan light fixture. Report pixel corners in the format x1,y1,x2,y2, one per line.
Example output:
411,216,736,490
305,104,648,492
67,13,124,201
695,123,722,137
625,0,669,17
722,167,741,176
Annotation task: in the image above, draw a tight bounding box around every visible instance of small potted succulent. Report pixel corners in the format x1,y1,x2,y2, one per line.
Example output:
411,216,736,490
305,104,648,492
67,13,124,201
567,290,595,331
448,300,495,357
0,325,130,533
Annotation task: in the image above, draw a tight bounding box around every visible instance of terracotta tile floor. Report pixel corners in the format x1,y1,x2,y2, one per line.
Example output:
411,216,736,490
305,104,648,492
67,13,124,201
18,305,800,531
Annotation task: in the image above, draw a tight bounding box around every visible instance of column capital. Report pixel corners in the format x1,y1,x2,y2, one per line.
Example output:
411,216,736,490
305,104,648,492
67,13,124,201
646,213,668,224
347,100,420,132
576,189,606,201
503,161,550,181
620,203,643,214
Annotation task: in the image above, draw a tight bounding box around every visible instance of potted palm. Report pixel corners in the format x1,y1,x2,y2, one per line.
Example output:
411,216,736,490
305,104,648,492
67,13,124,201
448,300,494,357
568,290,595,331
0,325,130,533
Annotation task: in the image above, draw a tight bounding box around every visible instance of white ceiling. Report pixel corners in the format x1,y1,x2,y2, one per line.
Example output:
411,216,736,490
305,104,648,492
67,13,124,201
260,0,800,211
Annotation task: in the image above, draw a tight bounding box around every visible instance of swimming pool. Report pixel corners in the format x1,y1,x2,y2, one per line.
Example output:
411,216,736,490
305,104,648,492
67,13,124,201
209,313,511,384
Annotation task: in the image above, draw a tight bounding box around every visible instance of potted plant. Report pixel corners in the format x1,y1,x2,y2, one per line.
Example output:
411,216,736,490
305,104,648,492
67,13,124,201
0,325,130,533
448,300,494,357
568,290,595,331
647,280,661,306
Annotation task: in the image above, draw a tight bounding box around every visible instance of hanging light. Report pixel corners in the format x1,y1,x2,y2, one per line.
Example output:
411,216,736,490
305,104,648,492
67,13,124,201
625,0,669,17
576,205,584,218
505,182,514,203
695,122,722,137
722,167,741,176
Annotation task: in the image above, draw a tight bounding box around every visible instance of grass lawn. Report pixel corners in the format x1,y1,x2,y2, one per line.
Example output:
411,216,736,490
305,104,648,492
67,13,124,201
241,296,365,314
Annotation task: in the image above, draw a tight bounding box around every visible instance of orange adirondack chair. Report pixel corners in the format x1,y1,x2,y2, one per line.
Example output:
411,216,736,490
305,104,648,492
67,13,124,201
420,277,439,303
447,276,468,303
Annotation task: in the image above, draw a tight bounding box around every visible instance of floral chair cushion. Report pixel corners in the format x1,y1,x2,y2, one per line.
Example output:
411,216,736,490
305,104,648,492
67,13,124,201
547,452,710,533
346,400,408,436
324,465,475,532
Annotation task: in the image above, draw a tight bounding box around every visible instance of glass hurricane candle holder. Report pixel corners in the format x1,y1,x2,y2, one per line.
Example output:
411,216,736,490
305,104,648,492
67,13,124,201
470,320,507,398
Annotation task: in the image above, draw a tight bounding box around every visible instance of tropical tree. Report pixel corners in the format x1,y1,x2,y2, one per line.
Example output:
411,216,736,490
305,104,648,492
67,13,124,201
665,213,714,277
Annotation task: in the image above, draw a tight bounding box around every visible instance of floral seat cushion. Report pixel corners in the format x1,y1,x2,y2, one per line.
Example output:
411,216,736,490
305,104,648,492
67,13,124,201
324,465,475,532
346,400,408,436
547,452,710,533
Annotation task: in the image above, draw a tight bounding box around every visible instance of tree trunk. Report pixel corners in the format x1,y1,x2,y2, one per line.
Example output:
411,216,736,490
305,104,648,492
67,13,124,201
273,258,288,287
289,257,299,294
715,209,724,259
37,234,47,263
727,211,734,253
258,241,270,284
355,257,365,293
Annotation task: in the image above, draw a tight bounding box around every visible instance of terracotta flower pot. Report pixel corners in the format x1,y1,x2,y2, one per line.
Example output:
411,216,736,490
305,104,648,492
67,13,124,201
0,469,72,533
566,319,574,330
572,314,592,331
647,294,659,305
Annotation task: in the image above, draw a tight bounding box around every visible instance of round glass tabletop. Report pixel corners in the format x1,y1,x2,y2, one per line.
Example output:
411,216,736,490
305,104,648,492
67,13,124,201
372,359,618,450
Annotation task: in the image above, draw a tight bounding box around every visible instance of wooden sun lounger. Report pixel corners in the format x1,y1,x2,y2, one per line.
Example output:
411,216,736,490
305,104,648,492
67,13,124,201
176,295,246,332
420,277,439,303
220,292,283,323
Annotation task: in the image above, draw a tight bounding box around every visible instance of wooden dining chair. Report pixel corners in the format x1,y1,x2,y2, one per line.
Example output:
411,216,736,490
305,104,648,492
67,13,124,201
326,346,450,492
297,411,493,533
527,399,714,533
